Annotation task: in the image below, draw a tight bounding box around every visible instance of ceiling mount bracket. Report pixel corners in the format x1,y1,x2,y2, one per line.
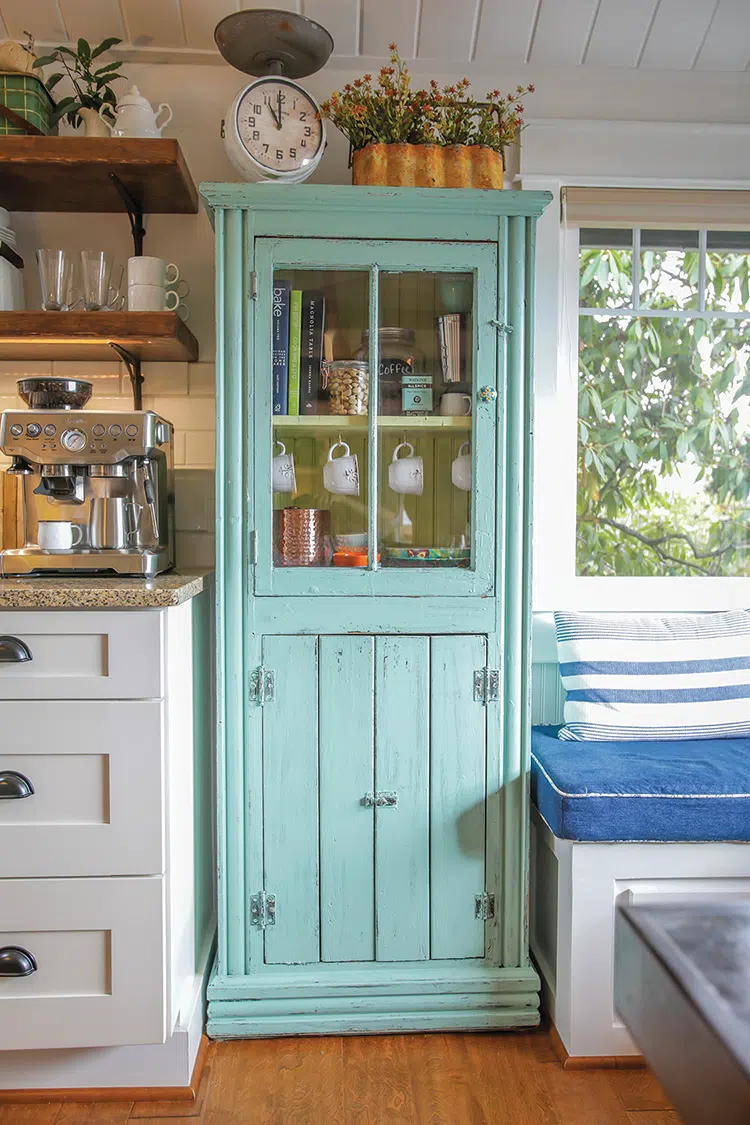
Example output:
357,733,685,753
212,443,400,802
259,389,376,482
109,172,146,257
110,343,143,410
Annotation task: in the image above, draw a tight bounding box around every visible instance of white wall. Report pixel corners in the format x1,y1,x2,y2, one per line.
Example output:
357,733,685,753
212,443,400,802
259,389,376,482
3,57,747,566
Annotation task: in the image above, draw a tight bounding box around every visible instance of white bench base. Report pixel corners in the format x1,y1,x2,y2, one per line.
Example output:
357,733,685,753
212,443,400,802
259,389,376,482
530,806,750,1062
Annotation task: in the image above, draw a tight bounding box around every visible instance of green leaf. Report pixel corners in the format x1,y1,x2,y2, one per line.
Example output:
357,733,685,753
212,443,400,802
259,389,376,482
45,72,64,90
33,54,59,69
77,38,91,61
91,36,122,59
49,96,79,125
94,61,122,76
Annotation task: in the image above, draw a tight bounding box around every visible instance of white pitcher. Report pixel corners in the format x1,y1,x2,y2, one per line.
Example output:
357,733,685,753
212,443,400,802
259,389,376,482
99,86,173,138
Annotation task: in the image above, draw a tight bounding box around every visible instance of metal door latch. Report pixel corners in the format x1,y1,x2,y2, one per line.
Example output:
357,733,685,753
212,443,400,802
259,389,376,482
475,893,496,920
474,668,500,704
362,791,398,808
250,892,276,929
249,666,275,705
489,319,513,335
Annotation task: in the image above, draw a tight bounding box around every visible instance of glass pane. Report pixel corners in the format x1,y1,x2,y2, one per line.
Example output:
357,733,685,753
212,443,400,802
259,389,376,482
639,230,699,310
579,229,633,309
271,269,369,568
376,271,473,569
706,231,750,312
577,312,750,577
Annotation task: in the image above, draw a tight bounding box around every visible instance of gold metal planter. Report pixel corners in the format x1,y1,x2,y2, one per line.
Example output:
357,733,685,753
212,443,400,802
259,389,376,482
352,144,504,189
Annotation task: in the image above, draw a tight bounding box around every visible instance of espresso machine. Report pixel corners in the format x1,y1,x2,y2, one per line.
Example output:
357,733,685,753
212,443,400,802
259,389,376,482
0,378,174,576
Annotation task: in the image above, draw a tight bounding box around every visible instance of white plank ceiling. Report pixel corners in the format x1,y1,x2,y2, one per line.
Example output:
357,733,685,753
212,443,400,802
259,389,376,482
8,0,750,70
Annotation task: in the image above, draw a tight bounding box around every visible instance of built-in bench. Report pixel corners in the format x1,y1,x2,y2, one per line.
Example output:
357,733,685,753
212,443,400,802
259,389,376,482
529,725,750,1065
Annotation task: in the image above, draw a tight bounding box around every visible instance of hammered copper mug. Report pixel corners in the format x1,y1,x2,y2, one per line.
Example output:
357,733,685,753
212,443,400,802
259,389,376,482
274,508,330,566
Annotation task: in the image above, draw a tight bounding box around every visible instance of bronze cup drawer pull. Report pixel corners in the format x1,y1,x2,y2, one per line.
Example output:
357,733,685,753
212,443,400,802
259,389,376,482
0,770,34,799
0,946,37,977
0,636,32,664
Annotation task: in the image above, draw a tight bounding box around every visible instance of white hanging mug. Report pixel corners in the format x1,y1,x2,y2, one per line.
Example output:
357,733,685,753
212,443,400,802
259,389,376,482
451,441,472,491
388,441,424,496
323,440,360,496
271,441,296,493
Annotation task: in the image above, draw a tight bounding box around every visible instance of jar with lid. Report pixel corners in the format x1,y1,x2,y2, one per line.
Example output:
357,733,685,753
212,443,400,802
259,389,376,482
355,328,424,416
325,360,369,415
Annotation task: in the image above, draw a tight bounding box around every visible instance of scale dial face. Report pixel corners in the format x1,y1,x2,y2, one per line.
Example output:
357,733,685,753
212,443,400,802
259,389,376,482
231,77,325,182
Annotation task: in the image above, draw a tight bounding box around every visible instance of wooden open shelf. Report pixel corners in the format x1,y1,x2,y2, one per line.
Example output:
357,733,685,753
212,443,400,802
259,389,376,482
273,415,471,430
0,138,198,213
0,311,199,361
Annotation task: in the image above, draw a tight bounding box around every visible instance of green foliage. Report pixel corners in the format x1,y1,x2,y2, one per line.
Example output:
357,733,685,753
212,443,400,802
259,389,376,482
577,245,750,577
33,36,124,129
319,44,533,154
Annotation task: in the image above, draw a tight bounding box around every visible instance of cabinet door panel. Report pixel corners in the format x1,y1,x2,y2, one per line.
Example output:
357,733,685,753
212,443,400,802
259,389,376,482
319,635,375,962
375,636,430,962
430,635,487,959
262,635,319,964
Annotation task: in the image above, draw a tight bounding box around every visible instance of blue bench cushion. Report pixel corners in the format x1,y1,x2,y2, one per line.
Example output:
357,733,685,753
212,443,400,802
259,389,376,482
531,725,750,842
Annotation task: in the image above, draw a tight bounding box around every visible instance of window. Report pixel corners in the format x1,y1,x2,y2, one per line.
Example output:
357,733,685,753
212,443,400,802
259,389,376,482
577,228,750,578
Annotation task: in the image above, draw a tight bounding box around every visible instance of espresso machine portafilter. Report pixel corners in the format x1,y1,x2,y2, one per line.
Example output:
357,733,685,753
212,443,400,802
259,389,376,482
0,379,174,576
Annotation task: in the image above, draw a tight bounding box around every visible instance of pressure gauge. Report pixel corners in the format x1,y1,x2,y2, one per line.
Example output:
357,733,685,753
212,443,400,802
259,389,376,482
215,9,333,186
61,428,87,453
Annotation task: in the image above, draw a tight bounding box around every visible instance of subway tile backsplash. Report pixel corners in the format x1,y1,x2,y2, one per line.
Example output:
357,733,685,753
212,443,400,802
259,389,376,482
0,360,217,569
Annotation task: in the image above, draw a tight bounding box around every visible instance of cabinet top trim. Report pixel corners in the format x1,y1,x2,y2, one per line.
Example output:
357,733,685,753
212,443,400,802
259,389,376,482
200,183,552,221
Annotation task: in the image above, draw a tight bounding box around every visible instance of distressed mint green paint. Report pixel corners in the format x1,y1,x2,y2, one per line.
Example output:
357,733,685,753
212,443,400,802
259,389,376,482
202,183,551,1038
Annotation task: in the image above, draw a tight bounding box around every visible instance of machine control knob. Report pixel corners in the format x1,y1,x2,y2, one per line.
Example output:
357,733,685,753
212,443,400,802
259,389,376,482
155,422,171,445
92,424,105,438
125,424,138,437
9,424,22,437
26,423,41,438
61,428,87,453
43,424,56,437
109,424,122,437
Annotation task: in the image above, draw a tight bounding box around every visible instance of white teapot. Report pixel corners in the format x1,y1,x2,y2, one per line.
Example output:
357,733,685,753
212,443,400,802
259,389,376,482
99,86,172,138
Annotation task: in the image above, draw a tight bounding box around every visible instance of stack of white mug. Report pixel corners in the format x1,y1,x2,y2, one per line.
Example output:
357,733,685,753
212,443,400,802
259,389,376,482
127,256,189,318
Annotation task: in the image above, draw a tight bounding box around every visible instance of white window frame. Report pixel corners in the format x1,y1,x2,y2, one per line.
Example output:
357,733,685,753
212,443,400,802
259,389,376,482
521,121,750,615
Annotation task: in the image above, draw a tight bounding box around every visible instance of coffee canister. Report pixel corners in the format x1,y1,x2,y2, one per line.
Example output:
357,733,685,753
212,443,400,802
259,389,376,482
274,508,330,567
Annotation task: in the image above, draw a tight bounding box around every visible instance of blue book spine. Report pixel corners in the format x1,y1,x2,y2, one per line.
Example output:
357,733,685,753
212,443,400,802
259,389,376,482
272,279,291,415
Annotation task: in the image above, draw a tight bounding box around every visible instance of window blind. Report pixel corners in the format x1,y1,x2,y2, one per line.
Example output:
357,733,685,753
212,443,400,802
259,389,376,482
562,188,750,231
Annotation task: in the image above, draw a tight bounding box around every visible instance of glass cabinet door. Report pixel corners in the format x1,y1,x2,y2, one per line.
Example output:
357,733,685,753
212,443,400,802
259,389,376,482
253,239,499,596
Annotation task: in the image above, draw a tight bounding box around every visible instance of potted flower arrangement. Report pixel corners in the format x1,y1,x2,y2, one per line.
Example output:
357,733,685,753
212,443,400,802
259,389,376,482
320,45,534,189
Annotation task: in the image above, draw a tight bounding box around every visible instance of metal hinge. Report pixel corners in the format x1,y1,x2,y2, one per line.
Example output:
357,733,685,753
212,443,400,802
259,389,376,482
249,666,275,705
473,668,500,704
250,271,258,300
362,791,398,808
490,319,513,335
250,892,276,929
475,892,496,921
250,529,258,564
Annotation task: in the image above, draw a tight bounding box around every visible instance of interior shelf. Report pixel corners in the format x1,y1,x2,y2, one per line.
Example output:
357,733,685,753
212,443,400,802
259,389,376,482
0,138,198,213
0,311,199,361
272,415,471,430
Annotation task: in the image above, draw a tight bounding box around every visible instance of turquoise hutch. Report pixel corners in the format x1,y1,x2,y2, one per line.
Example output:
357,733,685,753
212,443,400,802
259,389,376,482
200,183,552,1036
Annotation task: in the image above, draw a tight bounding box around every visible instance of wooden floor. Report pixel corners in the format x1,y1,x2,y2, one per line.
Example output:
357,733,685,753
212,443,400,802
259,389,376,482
0,1031,682,1124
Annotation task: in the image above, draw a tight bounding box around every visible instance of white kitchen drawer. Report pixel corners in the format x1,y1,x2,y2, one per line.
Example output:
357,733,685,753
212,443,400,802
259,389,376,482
0,611,163,699
0,876,166,1050
0,700,164,878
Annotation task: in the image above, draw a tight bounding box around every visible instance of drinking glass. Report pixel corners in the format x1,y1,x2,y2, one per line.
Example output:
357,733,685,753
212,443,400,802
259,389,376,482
81,251,123,311
36,249,78,311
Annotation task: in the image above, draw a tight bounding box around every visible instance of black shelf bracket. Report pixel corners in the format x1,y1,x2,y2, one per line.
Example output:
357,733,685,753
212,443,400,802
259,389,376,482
109,172,146,257
110,343,143,410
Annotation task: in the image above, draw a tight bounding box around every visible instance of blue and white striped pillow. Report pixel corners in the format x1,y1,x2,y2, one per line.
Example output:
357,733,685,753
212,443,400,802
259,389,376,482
554,609,750,741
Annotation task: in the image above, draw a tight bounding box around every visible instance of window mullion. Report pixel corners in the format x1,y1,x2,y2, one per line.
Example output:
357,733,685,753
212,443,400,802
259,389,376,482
631,228,641,312
698,228,707,313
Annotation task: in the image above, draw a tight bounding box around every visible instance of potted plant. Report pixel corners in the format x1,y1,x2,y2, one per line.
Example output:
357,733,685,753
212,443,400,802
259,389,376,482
320,45,534,189
33,36,125,137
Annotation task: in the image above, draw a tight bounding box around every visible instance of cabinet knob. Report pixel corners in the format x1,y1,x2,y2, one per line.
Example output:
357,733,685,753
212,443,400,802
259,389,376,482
0,946,37,977
0,636,32,664
478,386,497,404
0,771,34,799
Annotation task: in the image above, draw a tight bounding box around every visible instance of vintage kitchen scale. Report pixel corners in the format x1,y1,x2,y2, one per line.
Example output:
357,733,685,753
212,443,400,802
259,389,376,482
215,8,333,184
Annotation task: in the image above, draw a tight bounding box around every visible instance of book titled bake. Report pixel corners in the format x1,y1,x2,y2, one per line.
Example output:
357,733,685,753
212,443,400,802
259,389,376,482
272,279,291,415
299,290,326,416
287,289,303,417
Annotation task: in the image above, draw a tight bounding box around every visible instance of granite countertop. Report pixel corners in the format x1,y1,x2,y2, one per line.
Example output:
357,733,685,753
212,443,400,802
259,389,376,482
0,571,211,609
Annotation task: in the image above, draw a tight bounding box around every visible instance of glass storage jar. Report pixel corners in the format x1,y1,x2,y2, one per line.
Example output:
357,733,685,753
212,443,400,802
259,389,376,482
356,328,423,416
325,360,369,415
